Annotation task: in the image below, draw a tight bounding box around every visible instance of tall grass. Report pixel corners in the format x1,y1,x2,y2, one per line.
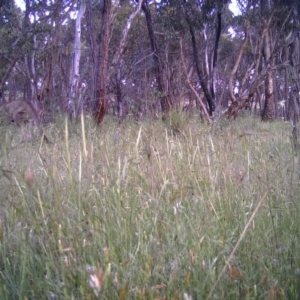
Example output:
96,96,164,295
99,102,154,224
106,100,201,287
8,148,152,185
0,113,299,299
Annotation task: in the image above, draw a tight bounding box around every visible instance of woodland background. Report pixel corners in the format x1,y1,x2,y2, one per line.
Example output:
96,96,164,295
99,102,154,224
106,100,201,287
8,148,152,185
0,0,300,125
1,1,300,298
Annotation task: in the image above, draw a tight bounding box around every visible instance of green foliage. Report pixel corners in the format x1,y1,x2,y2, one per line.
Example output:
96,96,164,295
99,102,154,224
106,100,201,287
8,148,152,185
0,116,300,299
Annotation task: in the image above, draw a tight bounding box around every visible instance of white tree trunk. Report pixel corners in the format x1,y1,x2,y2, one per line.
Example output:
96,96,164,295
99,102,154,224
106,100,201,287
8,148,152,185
69,0,86,118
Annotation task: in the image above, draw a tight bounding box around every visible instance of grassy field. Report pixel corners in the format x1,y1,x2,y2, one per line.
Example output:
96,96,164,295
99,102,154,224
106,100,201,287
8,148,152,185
0,113,299,299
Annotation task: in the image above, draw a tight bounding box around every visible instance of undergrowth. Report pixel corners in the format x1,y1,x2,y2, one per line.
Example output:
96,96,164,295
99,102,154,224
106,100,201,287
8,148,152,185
0,113,299,299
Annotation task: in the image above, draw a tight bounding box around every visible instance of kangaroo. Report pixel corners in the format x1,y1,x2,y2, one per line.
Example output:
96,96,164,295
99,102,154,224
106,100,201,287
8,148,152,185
0,100,50,144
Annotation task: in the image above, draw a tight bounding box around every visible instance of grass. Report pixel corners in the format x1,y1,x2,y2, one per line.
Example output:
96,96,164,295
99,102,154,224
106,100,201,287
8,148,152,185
0,112,300,299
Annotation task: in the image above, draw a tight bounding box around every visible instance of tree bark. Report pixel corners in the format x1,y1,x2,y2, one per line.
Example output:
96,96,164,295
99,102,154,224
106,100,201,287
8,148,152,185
69,0,86,118
141,0,171,120
109,0,143,123
210,11,222,104
24,0,38,101
183,1,215,115
0,57,18,95
86,0,98,109
261,23,274,121
179,37,211,123
95,0,112,124
228,21,249,104
109,0,143,79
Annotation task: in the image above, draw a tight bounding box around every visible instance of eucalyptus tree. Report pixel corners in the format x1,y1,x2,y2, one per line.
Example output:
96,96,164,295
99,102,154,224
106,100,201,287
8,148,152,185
83,0,144,123
0,0,79,118
156,0,231,119
0,0,25,100
0,0,22,101
68,0,86,119
93,0,112,124
226,0,299,121
283,0,300,149
140,0,171,120
107,0,143,122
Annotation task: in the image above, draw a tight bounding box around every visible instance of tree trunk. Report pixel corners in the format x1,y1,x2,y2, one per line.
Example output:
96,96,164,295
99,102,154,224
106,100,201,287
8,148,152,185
228,21,250,105
95,0,111,124
69,0,86,119
109,0,143,123
109,0,143,79
260,0,274,121
183,1,215,116
0,57,18,95
210,11,222,105
261,29,275,121
142,0,171,120
115,71,124,123
24,0,37,101
86,0,98,110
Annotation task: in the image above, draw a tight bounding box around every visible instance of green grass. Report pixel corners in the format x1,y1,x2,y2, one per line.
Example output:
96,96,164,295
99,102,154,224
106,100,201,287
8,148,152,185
0,113,300,299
